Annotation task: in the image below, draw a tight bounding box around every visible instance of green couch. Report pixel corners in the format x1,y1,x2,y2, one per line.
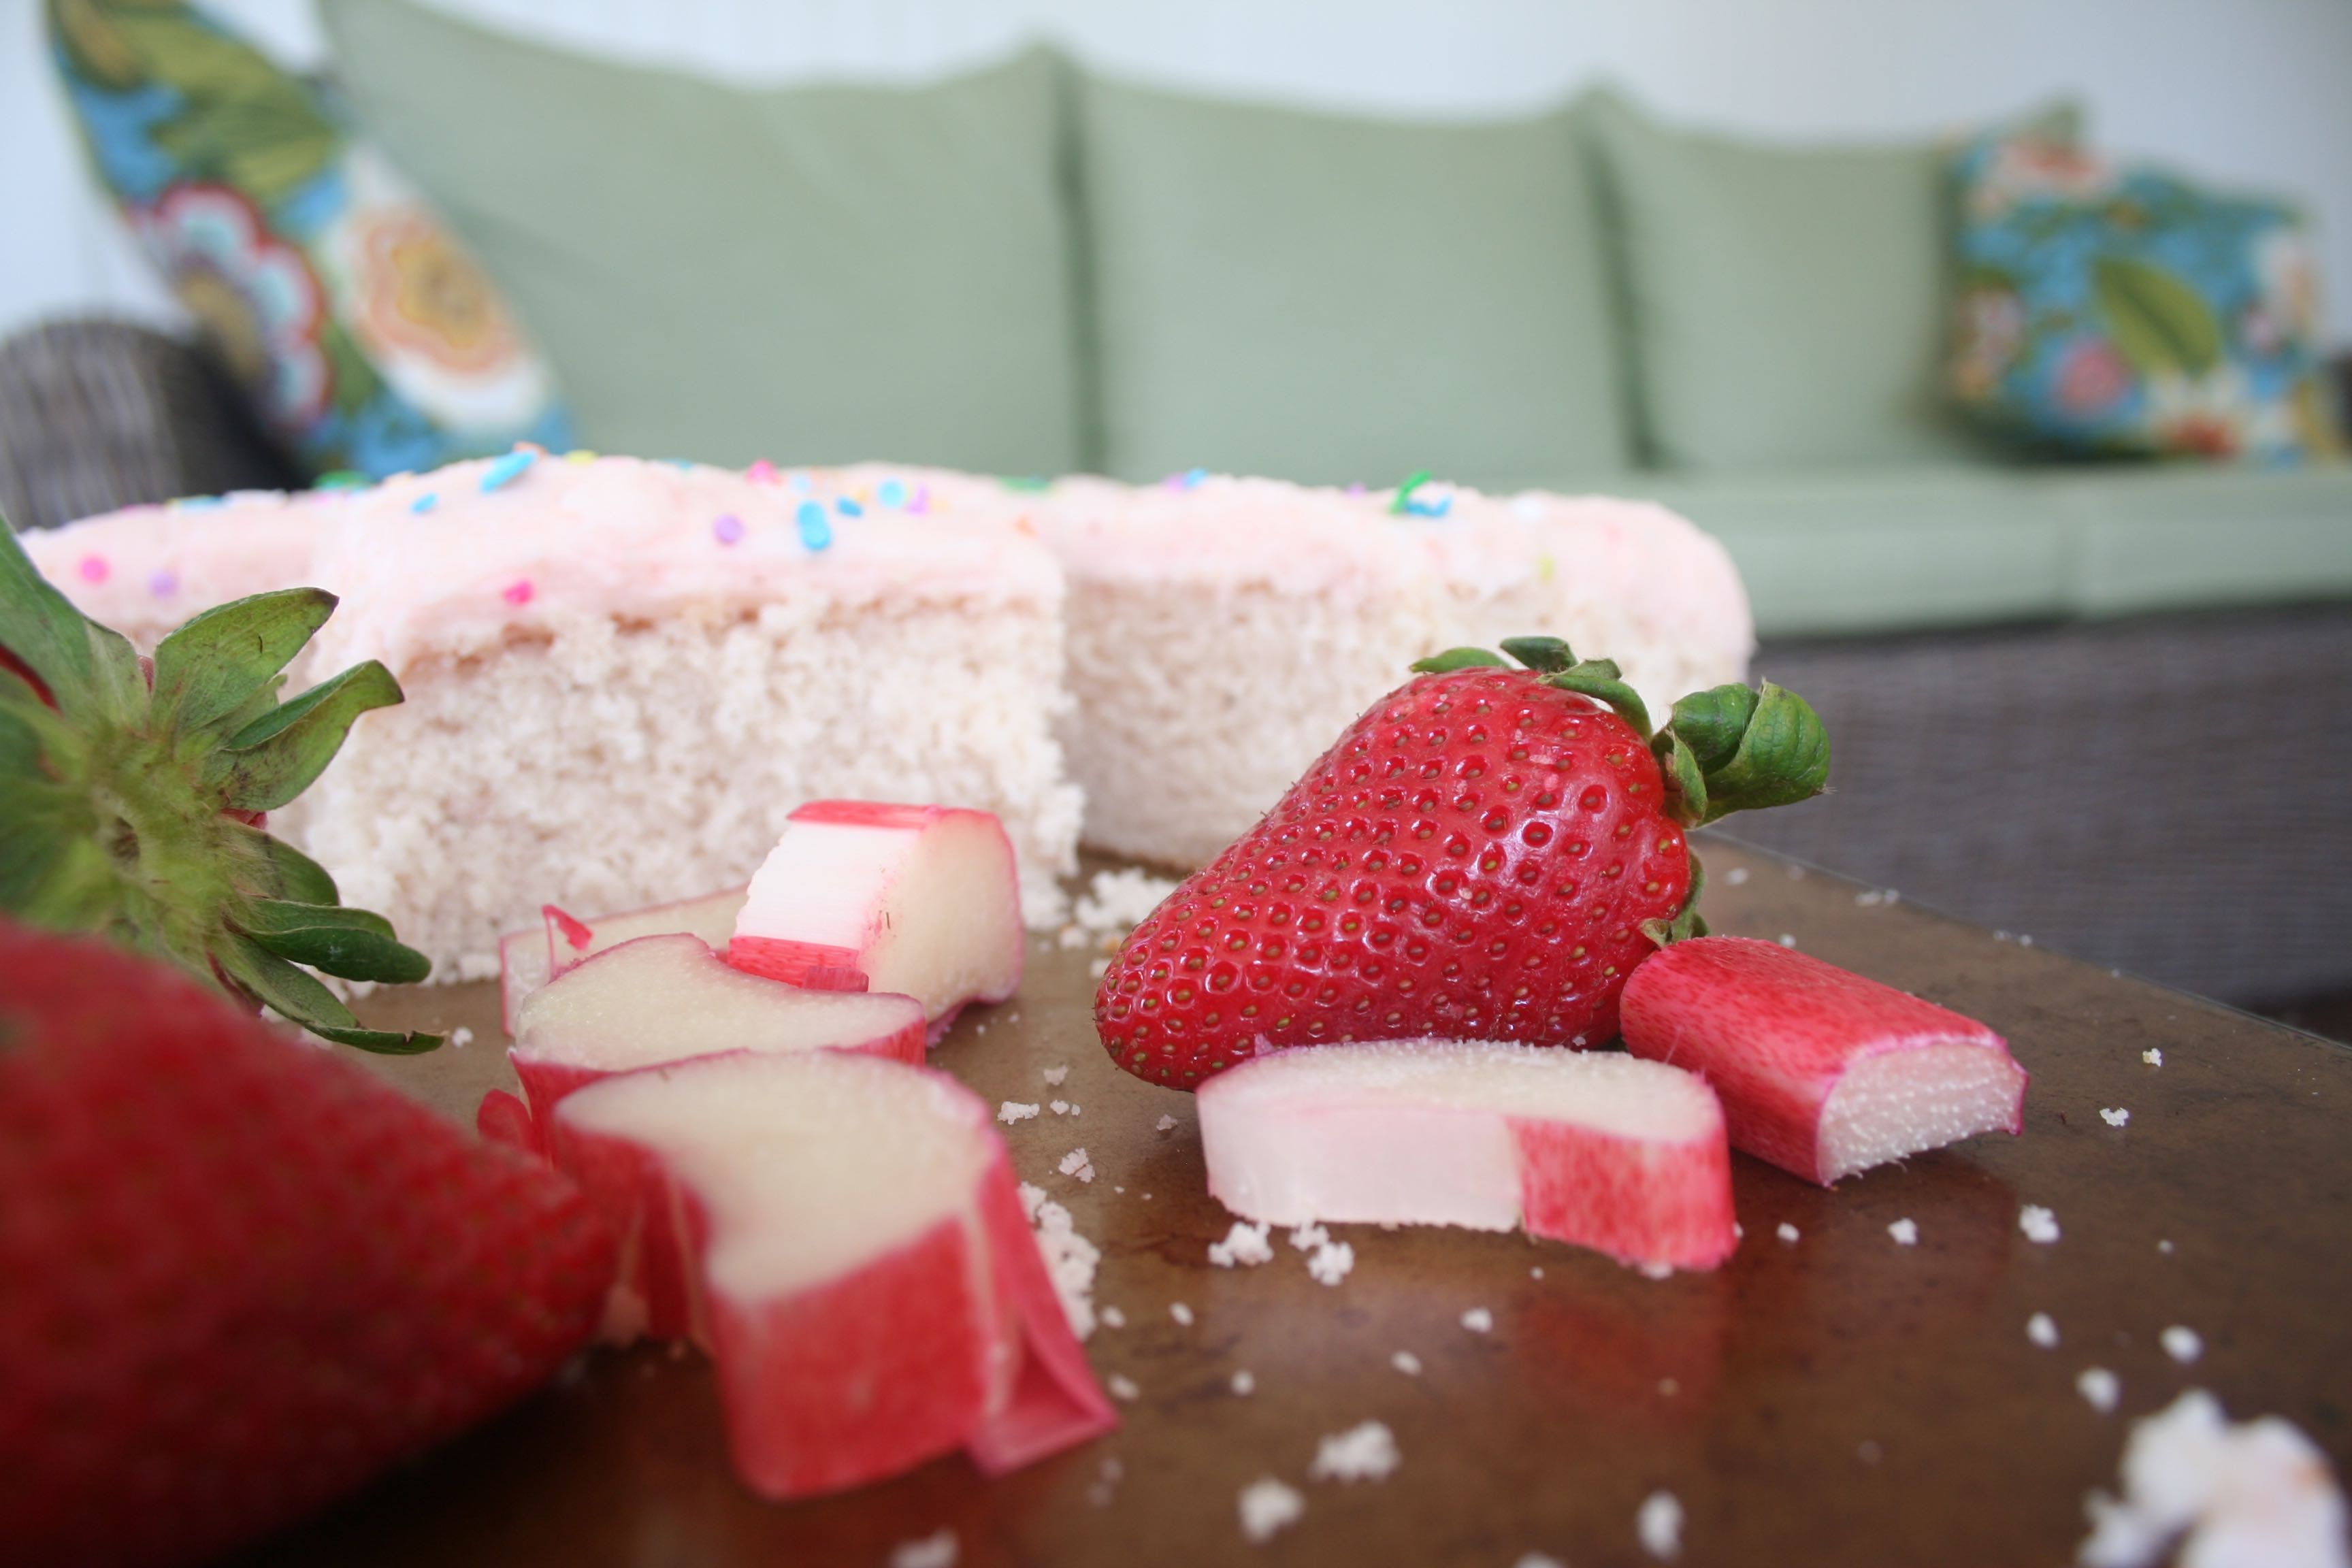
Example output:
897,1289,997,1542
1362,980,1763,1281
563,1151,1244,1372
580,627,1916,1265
16,0,2349,1007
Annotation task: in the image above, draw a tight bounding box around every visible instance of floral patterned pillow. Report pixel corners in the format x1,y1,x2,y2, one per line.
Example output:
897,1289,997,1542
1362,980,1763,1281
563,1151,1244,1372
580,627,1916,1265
1948,132,2337,463
48,0,572,479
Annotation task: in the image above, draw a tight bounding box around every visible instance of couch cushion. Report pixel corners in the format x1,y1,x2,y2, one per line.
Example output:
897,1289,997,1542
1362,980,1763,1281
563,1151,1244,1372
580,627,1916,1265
322,0,1084,475
1076,75,1630,489
1588,91,2023,473
1635,463,2352,638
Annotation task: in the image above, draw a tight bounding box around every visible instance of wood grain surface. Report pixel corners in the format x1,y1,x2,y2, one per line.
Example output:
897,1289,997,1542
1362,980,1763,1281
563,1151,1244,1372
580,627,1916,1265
242,838,2352,1568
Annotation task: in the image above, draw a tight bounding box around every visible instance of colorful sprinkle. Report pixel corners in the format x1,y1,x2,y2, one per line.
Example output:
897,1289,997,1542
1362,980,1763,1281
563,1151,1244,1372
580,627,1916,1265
410,493,438,514
877,478,907,508
1001,474,1051,493
713,513,745,545
480,450,538,492
1164,467,1209,491
173,495,225,511
566,449,598,463
835,496,863,517
791,472,813,494
747,459,779,485
796,501,833,551
1389,469,1434,514
502,580,535,606
148,570,178,598
1537,552,1556,582
317,470,370,491
1345,483,1367,496
668,459,695,472
1406,493,1452,519
77,555,109,584
909,485,930,514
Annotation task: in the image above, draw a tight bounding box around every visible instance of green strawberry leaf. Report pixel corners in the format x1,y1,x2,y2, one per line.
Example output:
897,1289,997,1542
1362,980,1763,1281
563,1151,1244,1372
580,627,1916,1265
1409,647,1510,674
1639,857,1710,948
1688,682,1831,823
1499,636,1576,673
247,830,340,906
212,660,402,812
1652,728,1710,828
2093,256,2223,380
1544,659,1652,740
214,932,440,1054
239,899,429,984
0,520,145,722
1665,685,1760,774
152,588,337,731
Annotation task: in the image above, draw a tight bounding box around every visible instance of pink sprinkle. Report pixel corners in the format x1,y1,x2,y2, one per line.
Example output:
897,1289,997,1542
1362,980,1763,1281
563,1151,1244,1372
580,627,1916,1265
747,459,779,485
78,555,109,584
502,580,535,606
148,570,178,598
909,485,930,514
713,513,745,545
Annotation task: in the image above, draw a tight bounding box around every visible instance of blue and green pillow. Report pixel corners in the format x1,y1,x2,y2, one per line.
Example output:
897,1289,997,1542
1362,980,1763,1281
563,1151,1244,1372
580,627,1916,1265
1948,132,2337,463
46,0,572,479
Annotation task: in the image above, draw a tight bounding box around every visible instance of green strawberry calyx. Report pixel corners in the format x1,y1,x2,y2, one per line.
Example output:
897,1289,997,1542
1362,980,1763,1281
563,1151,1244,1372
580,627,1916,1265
1411,636,1831,948
0,519,439,1053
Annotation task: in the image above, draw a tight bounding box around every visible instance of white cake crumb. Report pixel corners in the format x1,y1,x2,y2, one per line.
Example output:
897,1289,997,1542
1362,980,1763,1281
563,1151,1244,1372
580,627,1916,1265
1889,1218,1919,1246
1170,1302,1194,1326
2142,1048,2163,1067
1099,1305,1125,1329
1638,1490,1684,1560
1777,1222,1801,1243
1778,933,1797,948
1659,1377,1680,1397
1392,1350,1422,1375
1051,1100,1071,1115
1309,1420,1400,1483
2078,1388,2347,1568
998,1101,1041,1125
1724,866,1750,885
1640,1261,1676,1280
1462,1307,1494,1333
2161,1326,2204,1365
1307,1241,1356,1286
1058,924,1088,949
2080,1368,2123,1414
1043,1064,1069,1085
1209,1220,1274,1268
888,1528,958,1568
1058,1147,1095,1183
448,1025,474,1049
1107,1373,1140,1401
2021,1205,2062,1244
1288,1222,1330,1252
1238,1477,1305,1543
2159,1239,2174,1255
1232,1369,1255,1395
1018,1183,1100,1340
1155,1113,1179,1132
1089,958,1111,979
1515,1555,1567,1568
1076,868,1180,934
1087,1455,1124,1507
1531,1266,1544,1279
2030,1312,2061,1349
2100,1107,2130,1128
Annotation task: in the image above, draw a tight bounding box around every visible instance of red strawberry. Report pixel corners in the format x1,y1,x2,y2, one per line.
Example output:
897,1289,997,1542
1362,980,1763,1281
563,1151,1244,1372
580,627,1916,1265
1096,637,1828,1088
0,921,617,1568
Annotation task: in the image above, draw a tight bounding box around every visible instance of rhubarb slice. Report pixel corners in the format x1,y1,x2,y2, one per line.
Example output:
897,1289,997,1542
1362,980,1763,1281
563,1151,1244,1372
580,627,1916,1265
1196,1041,1737,1271
547,1049,1115,1498
504,933,925,1134
498,887,748,1034
1619,935,2027,1186
730,801,1023,1038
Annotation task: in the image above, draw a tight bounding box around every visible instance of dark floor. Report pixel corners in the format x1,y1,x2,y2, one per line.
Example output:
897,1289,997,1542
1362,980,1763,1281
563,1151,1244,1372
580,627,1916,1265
2250,990,2352,1047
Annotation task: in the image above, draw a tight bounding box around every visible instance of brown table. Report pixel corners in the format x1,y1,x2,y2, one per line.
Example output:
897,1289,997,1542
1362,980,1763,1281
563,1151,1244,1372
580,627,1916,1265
246,839,2352,1567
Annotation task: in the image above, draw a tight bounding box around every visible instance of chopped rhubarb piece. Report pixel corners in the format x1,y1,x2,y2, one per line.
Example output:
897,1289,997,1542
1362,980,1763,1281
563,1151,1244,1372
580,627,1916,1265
1196,1041,1736,1271
506,933,925,1128
497,887,747,1033
1618,934,2027,1186
730,800,1023,1039
547,1050,1115,1498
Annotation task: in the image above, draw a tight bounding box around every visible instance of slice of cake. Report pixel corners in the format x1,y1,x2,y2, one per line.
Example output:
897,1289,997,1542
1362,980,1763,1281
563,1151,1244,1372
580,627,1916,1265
1043,473,1752,868
29,455,1081,977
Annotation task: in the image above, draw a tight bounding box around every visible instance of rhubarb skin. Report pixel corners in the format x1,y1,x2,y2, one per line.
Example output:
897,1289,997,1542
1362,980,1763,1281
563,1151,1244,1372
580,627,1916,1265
1513,1114,1737,1270
545,1054,1114,1498
1619,935,2027,1186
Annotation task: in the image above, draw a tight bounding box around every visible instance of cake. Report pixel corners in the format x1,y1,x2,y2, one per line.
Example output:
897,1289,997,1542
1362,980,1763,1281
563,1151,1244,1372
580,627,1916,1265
1041,472,1752,868
24,454,1082,977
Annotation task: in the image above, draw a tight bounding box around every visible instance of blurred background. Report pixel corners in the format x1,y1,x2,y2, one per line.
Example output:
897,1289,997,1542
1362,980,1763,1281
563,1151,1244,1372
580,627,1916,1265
4,0,2349,1035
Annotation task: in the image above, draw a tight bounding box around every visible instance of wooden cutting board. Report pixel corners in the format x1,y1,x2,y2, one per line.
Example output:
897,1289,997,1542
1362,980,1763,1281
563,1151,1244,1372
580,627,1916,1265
242,839,2352,1568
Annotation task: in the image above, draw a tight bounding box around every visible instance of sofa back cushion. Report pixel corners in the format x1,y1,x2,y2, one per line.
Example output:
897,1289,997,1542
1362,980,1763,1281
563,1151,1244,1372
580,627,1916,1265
1588,91,2054,472
321,0,1085,476
1076,75,1631,489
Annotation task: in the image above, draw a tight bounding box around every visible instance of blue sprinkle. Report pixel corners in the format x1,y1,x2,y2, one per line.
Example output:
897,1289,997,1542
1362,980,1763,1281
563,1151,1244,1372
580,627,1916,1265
877,478,907,508
1405,495,1453,519
669,459,695,471
174,495,225,511
796,500,834,551
835,496,863,517
410,493,438,514
480,449,537,492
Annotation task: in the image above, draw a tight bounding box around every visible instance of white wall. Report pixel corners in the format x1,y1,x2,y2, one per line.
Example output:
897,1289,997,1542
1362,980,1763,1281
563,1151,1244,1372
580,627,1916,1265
9,0,2351,344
